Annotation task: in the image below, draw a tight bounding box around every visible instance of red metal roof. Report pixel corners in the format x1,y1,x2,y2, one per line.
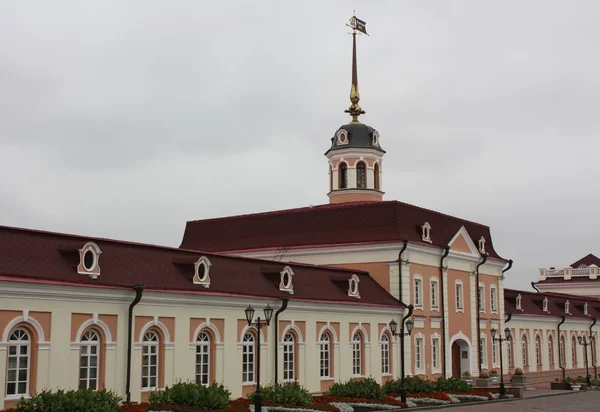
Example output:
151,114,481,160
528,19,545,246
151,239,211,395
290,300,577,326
180,200,506,261
570,253,600,268
0,225,402,308
504,288,600,320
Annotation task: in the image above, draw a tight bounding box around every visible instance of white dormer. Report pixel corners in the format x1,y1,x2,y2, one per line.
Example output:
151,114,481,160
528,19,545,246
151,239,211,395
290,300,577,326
279,266,295,295
543,297,548,312
348,274,361,299
565,300,570,314
193,256,212,288
421,222,432,243
336,129,349,145
478,237,486,254
516,294,522,311
78,242,102,279
584,302,589,315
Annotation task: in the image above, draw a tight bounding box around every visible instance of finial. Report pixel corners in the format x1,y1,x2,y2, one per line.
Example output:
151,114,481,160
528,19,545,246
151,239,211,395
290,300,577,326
345,14,368,123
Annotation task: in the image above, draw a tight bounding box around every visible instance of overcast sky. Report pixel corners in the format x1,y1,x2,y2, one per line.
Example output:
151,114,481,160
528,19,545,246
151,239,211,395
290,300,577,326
1,1,599,291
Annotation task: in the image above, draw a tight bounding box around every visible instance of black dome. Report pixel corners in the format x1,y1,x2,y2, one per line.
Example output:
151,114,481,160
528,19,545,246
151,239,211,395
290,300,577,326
325,123,385,155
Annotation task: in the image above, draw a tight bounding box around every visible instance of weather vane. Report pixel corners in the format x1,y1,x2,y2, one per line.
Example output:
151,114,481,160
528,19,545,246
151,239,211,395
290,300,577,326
344,12,368,123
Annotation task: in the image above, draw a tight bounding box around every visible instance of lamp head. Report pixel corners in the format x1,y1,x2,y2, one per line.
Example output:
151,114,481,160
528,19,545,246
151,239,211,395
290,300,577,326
490,327,497,339
405,319,414,336
578,335,583,345
263,304,274,326
245,305,255,326
389,319,398,335
504,327,511,340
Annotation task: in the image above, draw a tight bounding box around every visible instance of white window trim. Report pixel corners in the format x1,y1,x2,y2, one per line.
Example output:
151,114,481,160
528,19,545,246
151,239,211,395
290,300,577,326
516,294,522,311
478,237,486,254
414,333,426,374
413,275,424,309
535,334,542,367
430,277,439,311
195,331,210,386
478,283,485,314
380,333,391,376
352,333,363,377
490,285,498,313
491,338,498,367
479,334,488,369
242,333,256,384
543,297,548,312
430,333,441,373
455,280,464,313
141,331,160,391
319,333,331,379
283,333,295,383
421,222,432,243
6,329,31,398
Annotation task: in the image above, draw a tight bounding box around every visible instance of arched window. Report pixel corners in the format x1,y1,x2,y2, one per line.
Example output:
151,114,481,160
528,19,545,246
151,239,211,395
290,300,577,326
329,165,333,192
507,337,513,367
356,162,366,188
339,163,348,189
242,333,255,384
319,333,331,378
79,330,100,390
196,332,211,385
283,332,296,382
374,163,380,190
381,333,390,375
142,331,160,390
548,336,554,366
521,335,528,367
572,336,578,365
560,336,566,366
6,328,31,397
535,335,541,366
352,333,362,376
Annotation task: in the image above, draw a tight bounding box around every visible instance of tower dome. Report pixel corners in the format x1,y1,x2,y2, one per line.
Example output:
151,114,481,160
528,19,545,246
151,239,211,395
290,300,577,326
326,15,385,204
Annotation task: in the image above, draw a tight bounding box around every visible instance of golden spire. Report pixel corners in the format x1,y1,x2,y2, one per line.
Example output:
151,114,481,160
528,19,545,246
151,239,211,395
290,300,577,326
345,14,368,123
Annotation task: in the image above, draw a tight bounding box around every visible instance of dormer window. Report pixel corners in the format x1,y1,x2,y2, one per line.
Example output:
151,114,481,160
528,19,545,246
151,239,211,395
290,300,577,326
565,300,570,314
193,256,212,288
516,294,522,310
348,274,360,299
584,302,589,315
543,297,548,312
78,242,102,279
372,130,380,147
478,237,486,254
279,266,294,294
336,129,349,145
421,222,432,243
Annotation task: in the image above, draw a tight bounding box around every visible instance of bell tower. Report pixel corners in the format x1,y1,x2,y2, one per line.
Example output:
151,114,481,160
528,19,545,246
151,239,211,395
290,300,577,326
325,14,385,204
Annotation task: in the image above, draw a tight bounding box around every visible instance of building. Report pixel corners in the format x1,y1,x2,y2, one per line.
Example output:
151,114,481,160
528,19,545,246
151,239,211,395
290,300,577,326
0,15,597,408
536,254,600,297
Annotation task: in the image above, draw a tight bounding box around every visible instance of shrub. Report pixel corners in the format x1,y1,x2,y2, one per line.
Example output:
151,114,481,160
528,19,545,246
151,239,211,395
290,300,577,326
16,388,121,412
148,382,230,410
248,382,311,406
324,378,384,400
433,377,472,392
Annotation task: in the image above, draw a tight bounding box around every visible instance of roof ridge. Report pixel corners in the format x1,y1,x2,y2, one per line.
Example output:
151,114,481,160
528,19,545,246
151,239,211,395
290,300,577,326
185,199,491,229
0,224,370,276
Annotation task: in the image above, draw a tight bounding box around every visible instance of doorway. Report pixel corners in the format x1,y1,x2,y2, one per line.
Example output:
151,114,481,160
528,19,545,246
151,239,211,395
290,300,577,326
450,337,471,378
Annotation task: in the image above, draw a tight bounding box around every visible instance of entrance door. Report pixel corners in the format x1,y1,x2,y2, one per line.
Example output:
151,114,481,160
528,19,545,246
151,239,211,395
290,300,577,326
452,342,461,378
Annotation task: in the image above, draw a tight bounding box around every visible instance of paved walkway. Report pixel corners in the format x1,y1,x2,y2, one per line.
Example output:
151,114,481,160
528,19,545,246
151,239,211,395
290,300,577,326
446,390,600,412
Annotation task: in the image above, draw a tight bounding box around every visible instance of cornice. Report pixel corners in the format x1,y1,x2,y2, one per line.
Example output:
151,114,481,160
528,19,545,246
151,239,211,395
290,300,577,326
0,281,400,316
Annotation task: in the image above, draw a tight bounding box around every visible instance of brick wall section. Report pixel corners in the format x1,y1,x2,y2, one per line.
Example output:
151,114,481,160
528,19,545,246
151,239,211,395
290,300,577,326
510,368,593,388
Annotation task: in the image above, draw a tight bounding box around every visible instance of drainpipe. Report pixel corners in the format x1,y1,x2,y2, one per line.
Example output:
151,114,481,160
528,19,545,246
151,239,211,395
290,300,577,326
476,253,488,374
273,296,290,384
590,317,597,379
557,314,566,380
531,282,540,293
439,245,450,377
502,260,513,277
126,284,144,403
397,238,408,303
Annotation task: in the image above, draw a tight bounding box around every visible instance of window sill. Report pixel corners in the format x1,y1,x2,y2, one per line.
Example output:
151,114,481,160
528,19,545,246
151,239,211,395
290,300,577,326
414,306,423,311
320,377,334,381
242,382,256,386
430,307,439,312
456,308,464,313
5,395,31,401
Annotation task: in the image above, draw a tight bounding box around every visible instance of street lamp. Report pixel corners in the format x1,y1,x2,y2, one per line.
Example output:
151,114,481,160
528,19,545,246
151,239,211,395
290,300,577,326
389,304,414,404
490,327,511,398
245,304,274,412
577,335,591,386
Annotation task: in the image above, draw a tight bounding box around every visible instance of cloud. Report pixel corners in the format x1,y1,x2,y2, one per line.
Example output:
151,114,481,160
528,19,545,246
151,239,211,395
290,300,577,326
1,0,599,292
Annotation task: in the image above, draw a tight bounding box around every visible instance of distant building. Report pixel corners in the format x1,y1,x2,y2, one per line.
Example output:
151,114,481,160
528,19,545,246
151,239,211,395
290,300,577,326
536,254,600,296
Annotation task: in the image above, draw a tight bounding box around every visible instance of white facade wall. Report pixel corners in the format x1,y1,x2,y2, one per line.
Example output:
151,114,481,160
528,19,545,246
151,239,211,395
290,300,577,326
0,282,401,408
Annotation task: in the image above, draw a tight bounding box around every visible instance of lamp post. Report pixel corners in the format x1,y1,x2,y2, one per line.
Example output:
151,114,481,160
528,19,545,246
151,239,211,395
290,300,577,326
577,335,591,386
490,327,511,398
389,304,414,404
245,304,274,412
